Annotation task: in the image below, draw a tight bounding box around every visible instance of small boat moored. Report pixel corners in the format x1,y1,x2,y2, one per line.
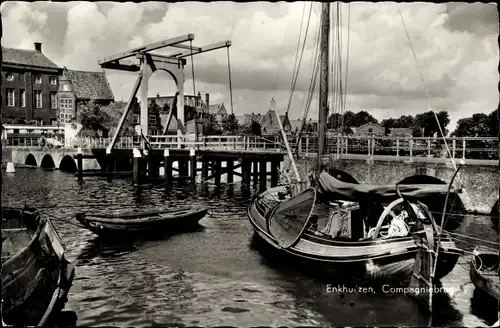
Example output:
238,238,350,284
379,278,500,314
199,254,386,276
75,206,208,239
470,247,500,302
2,206,75,327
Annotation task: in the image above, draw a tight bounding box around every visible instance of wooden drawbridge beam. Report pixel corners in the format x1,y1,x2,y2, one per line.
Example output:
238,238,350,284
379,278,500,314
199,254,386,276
171,41,231,58
99,34,194,66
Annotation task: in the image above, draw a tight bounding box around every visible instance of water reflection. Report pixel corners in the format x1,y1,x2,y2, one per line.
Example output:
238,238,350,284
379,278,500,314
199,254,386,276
1,168,497,327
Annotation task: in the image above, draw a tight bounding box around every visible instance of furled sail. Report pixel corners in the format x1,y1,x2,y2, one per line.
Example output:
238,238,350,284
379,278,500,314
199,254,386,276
268,188,317,248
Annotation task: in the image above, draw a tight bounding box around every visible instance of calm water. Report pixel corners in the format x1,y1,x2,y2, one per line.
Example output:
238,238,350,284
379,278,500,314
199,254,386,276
2,168,499,327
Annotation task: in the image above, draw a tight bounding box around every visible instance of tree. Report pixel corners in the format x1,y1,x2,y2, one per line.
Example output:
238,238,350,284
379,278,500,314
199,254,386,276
202,113,222,136
487,108,499,137
221,113,240,135
414,111,450,137
327,110,378,129
251,121,262,135
352,111,379,126
451,113,490,137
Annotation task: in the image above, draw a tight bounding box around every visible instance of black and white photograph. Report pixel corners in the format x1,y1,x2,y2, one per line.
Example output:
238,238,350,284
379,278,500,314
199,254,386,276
1,1,499,327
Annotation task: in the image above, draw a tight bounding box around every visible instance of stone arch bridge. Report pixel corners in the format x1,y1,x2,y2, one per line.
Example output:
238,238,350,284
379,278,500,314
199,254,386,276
7,147,102,172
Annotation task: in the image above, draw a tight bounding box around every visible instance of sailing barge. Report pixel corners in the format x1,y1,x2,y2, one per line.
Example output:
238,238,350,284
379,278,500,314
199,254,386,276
2,206,75,326
248,172,463,285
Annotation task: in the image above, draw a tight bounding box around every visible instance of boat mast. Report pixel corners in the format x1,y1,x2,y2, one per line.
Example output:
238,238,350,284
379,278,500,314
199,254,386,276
317,2,330,172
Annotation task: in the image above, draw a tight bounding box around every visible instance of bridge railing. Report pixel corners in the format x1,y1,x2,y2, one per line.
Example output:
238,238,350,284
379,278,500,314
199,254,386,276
3,134,498,161
147,135,283,151
285,135,499,160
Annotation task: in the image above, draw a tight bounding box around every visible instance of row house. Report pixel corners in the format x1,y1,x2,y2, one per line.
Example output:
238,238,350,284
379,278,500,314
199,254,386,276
57,68,114,124
2,43,62,125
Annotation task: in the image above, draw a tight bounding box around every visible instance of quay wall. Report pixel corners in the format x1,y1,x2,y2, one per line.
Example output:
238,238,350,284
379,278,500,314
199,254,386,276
284,155,499,215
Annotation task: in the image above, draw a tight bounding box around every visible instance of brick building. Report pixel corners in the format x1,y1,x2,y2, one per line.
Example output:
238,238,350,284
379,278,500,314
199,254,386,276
2,42,63,125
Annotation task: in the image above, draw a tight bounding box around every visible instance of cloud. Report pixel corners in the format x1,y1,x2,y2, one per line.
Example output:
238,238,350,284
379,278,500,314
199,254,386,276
1,1,497,135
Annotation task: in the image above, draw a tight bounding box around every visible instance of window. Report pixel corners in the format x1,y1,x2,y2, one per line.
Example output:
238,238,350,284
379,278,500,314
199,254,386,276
149,115,156,125
50,92,57,109
35,90,42,108
7,89,15,106
134,114,140,124
368,128,373,133
20,89,26,107
34,75,42,84
6,73,14,81
58,97,74,123
49,76,57,85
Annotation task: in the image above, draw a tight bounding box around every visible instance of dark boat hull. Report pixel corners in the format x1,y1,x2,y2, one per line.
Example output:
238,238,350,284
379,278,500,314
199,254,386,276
2,207,75,327
75,207,208,239
247,192,462,286
470,249,500,301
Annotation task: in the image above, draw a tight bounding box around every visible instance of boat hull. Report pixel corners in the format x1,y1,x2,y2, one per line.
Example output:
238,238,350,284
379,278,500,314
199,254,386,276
470,249,500,301
75,207,208,239
2,207,75,327
248,195,462,286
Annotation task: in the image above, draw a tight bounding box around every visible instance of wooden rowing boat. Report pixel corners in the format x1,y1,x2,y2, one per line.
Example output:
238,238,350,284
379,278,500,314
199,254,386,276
2,206,75,327
248,172,463,286
75,206,208,239
470,248,500,301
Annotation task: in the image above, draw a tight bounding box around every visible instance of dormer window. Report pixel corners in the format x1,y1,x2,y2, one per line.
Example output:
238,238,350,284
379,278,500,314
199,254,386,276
35,75,42,84
6,73,14,81
49,76,57,85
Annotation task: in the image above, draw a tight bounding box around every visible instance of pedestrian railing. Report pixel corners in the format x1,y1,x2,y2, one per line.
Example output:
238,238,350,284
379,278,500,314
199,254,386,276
3,134,498,161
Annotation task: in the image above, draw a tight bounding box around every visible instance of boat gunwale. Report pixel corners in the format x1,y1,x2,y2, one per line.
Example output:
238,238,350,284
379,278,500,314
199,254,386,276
80,207,208,224
2,209,46,271
2,207,70,327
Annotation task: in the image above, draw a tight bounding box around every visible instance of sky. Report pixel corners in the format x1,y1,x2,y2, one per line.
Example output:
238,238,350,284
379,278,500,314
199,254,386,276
1,1,498,132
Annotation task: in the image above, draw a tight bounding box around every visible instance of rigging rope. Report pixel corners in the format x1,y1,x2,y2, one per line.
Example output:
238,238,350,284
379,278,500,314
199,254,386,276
397,9,458,171
272,9,290,100
289,2,308,100
285,3,314,117
227,47,234,115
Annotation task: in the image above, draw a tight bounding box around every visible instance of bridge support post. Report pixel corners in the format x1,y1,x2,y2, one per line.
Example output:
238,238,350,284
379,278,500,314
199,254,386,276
214,160,221,185
149,153,159,180
242,159,251,186
106,149,113,182
77,148,83,182
190,149,197,184
164,149,172,186
270,160,280,187
133,148,142,186
259,159,267,192
252,161,259,185
227,160,234,183
179,159,188,177
201,159,209,180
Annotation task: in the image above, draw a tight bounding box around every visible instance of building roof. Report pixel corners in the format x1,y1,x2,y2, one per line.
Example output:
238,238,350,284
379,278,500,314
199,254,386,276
148,95,205,112
2,46,61,70
357,122,384,129
208,103,227,115
63,69,114,100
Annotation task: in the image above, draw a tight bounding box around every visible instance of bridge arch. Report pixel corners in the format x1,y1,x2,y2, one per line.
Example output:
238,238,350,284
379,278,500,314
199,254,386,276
397,174,465,230
326,168,359,184
40,154,56,169
59,155,77,173
25,154,37,166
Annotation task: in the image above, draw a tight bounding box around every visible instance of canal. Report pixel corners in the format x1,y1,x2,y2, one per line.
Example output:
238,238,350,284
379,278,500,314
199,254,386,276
2,168,498,327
